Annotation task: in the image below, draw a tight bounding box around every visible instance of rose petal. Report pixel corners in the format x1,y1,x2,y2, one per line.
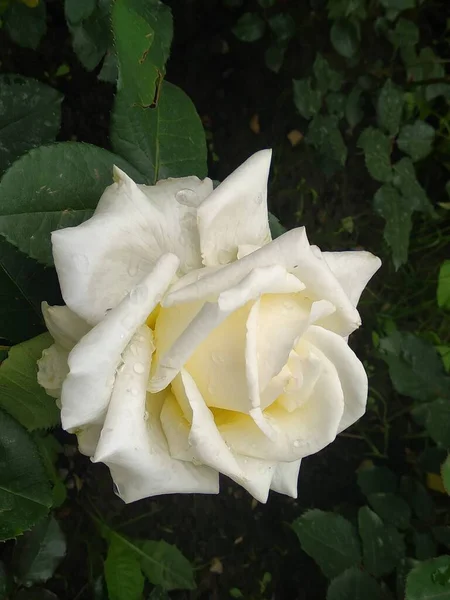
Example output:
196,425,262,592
270,460,301,497
198,150,272,266
93,326,218,502
304,325,368,432
61,254,179,431
165,228,360,336
42,302,91,350
322,251,381,307
151,265,304,399
77,425,102,457
37,343,69,400
218,348,345,462
165,370,277,503
52,168,212,323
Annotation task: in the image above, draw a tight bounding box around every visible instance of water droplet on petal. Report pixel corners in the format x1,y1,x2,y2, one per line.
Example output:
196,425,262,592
73,253,89,273
130,387,139,396
143,410,149,422
211,352,224,365
175,188,197,207
134,362,145,374
293,439,302,448
127,260,140,277
254,193,263,205
130,284,148,304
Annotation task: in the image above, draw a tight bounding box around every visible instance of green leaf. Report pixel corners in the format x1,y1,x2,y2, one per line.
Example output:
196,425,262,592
4,1,46,49
140,541,196,590
0,75,62,175
438,261,450,311
397,558,420,600
379,0,414,9
358,506,405,578
406,556,450,599
377,79,404,135
65,0,96,24
98,50,118,83
68,2,112,72
313,54,343,94
148,588,170,600
345,85,364,129
357,127,392,182
326,92,346,119
113,0,173,107
379,331,450,401
265,44,286,73
368,493,411,530
268,13,295,43
33,433,67,508
269,213,286,238
13,516,66,586
442,456,450,494
292,510,361,579
0,237,60,344
327,0,367,20
373,184,412,269
357,466,397,496
0,409,52,541
330,19,359,59
111,81,207,185
0,142,144,266
307,114,347,166
400,476,435,522
0,334,60,431
104,536,145,600
326,567,385,600
387,18,419,48
232,12,265,42
292,78,322,120
425,399,450,449
397,120,435,162
392,158,435,216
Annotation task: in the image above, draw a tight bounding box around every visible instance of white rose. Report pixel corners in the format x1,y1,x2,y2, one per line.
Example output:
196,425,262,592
38,150,380,503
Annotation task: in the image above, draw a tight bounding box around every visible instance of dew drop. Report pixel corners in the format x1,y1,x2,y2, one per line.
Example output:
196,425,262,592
130,387,139,396
211,352,224,365
127,260,139,277
143,410,149,422
130,284,148,304
134,362,145,374
73,253,89,273
175,188,197,207
293,439,302,448
254,193,263,205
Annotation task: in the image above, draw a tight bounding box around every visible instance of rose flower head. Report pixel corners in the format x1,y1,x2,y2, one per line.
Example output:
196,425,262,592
38,150,381,503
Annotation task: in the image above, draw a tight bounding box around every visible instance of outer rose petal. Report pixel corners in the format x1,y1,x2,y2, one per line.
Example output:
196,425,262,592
42,302,91,351
37,343,69,400
93,326,218,502
165,228,360,336
61,254,179,431
322,251,381,307
162,370,277,503
52,168,212,324
270,460,301,498
197,150,272,266
77,425,102,457
304,325,368,432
